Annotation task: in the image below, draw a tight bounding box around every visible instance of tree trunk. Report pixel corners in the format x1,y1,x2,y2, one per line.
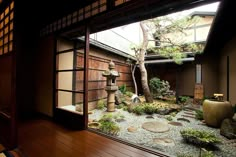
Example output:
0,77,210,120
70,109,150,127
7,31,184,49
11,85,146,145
139,22,153,103
131,64,138,95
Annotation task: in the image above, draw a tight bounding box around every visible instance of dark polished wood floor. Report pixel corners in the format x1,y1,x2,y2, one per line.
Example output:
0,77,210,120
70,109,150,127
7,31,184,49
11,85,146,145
17,118,165,157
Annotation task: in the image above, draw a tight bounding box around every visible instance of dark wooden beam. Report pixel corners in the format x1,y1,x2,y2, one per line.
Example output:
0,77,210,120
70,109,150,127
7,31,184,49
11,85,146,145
83,25,90,129
61,0,220,38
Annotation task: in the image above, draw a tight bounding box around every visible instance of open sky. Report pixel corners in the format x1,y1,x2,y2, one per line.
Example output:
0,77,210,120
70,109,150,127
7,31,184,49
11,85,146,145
92,2,220,55
168,2,220,18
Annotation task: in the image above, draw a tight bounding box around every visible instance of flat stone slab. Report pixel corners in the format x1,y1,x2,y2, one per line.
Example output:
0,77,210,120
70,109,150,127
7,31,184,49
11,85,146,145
142,121,169,133
153,138,175,146
168,121,183,126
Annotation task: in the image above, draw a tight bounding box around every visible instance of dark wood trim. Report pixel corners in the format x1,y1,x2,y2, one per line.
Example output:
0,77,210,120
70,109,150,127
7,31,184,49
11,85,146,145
76,97,107,104
227,56,229,101
76,79,133,83
56,48,74,54
0,51,14,58
83,25,89,129
56,89,84,93
56,45,86,54
76,66,131,74
72,41,77,105
77,80,106,83
53,37,59,112
10,50,17,149
56,68,84,72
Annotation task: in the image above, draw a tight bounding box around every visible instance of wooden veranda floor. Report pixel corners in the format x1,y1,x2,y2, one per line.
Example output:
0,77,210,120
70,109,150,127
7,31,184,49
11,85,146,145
18,118,165,157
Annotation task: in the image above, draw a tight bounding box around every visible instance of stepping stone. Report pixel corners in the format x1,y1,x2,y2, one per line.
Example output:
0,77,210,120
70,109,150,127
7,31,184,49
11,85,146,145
127,126,138,132
182,115,195,119
153,138,175,146
142,121,169,133
146,115,154,119
168,121,183,126
177,118,190,123
184,111,195,115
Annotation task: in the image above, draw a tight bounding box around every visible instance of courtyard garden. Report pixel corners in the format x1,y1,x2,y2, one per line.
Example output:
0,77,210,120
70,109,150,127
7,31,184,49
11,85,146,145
88,78,236,157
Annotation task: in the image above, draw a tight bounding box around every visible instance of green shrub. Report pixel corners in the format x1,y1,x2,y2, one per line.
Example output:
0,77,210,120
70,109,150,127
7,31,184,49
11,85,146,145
195,109,204,120
177,149,215,157
132,105,144,115
97,99,106,110
99,114,113,122
143,103,157,115
116,103,124,109
119,84,127,94
99,121,120,135
179,96,190,103
180,129,221,146
113,113,125,120
98,113,120,135
122,106,128,111
170,112,177,117
166,116,173,121
201,149,215,157
149,77,171,98
125,91,133,97
177,154,193,157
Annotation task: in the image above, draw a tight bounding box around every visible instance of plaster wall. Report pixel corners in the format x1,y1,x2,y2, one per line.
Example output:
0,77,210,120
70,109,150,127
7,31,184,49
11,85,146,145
178,63,195,96
219,36,236,104
201,57,219,97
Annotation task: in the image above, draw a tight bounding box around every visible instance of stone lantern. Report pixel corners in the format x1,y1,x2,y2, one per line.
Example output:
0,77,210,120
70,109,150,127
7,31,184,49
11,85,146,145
102,60,120,112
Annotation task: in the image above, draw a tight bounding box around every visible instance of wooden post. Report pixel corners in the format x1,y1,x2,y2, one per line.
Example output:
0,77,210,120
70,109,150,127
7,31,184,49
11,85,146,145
83,25,90,129
227,56,229,101
193,84,204,105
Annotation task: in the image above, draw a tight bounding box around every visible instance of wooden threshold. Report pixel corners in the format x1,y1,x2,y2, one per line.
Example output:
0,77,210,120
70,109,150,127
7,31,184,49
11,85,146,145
88,128,171,157
18,118,166,157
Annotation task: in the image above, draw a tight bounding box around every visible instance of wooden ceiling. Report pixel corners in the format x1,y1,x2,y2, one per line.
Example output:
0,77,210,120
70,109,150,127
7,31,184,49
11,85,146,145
56,0,219,38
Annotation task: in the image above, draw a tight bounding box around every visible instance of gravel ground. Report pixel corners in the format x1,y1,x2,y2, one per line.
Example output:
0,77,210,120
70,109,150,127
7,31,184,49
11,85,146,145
89,108,236,157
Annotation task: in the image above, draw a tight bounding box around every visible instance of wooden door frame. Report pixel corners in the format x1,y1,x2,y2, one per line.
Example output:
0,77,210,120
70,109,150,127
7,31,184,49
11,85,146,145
53,25,90,130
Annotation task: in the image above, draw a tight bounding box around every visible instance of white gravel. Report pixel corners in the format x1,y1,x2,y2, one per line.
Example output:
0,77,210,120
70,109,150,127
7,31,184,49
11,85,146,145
89,108,236,157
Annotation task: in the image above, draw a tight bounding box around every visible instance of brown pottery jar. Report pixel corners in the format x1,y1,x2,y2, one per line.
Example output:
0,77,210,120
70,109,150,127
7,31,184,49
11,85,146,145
203,99,234,127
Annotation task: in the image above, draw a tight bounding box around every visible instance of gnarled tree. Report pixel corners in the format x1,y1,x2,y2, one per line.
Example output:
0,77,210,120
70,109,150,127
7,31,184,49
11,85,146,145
132,14,204,103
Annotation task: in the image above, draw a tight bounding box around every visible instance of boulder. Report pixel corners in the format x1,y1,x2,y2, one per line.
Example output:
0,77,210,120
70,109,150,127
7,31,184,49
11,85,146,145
115,90,124,105
220,118,236,139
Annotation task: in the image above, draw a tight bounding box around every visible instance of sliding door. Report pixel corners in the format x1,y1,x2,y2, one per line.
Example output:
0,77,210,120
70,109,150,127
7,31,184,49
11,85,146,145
54,28,89,129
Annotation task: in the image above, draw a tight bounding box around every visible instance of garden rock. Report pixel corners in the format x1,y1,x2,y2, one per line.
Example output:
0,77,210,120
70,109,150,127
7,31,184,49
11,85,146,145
88,122,100,129
220,118,236,139
233,113,236,121
127,126,138,133
142,121,169,133
131,94,141,104
157,108,170,115
146,115,154,119
115,90,124,105
75,104,83,112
